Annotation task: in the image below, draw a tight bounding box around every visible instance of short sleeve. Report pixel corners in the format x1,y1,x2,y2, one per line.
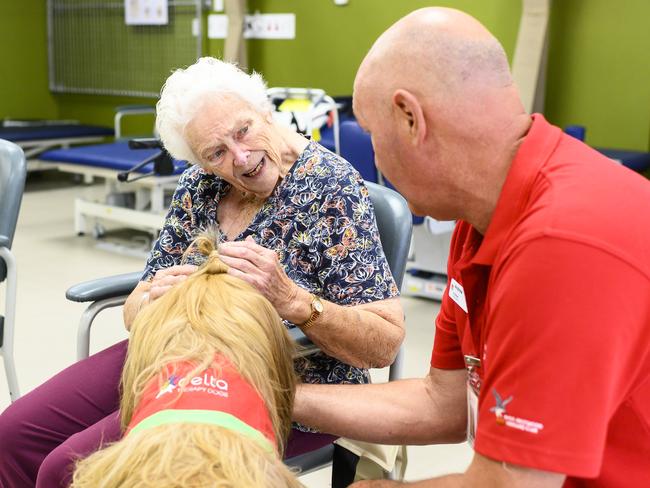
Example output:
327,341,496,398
316,171,399,306
140,170,198,281
430,287,465,369
475,236,648,477
431,222,468,370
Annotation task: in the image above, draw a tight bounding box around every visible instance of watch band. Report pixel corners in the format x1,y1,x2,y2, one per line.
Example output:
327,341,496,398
300,294,323,329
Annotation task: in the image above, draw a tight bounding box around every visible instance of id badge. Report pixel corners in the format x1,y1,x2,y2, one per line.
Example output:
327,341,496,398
464,355,481,448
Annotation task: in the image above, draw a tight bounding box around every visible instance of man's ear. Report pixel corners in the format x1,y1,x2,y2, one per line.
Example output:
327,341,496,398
392,89,426,145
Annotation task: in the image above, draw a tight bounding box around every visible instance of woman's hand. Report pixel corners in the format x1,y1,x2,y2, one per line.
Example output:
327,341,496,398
149,264,198,301
124,265,197,331
219,237,306,321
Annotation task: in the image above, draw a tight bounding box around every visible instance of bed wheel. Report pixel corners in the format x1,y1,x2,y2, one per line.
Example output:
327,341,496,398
92,224,106,239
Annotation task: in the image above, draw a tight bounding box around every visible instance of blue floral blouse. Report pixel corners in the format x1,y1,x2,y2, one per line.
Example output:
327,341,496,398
142,141,399,429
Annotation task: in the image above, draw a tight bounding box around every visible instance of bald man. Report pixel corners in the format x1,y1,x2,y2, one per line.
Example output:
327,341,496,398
294,7,650,488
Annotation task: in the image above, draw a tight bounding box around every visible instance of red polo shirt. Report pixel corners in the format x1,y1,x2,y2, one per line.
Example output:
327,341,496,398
431,114,650,486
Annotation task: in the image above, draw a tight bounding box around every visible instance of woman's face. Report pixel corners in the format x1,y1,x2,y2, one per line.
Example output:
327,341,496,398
184,94,284,199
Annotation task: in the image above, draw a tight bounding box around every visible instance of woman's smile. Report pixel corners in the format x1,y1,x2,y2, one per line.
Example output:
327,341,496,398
242,156,265,178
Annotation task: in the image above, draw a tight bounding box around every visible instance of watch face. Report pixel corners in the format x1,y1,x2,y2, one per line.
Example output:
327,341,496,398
313,298,324,313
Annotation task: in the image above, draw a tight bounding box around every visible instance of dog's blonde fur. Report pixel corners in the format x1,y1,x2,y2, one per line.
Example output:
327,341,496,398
71,235,301,487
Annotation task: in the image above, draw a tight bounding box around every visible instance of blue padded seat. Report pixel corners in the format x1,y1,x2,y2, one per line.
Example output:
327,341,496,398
596,148,650,173
39,141,186,175
339,120,379,183
338,119,425,225
318,113,355,155
0,124,113,142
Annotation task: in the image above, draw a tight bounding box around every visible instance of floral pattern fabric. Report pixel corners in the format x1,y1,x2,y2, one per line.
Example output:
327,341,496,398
142,141,399,429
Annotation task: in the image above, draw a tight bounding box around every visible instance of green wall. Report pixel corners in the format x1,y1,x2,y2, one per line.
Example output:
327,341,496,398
246,0,521,95
244,0,649,151
1,1,648,151
0,1,58,120
545,0,650,151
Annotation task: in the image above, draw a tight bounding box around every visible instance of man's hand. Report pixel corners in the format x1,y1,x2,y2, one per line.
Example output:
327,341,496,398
219,236,303,320
351,481,400,487
149,264,198,301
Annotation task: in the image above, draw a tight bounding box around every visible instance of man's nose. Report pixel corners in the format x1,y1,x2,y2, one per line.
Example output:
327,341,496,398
231,144,250,166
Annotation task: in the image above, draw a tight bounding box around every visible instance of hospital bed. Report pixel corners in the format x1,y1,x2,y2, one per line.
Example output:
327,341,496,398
16,106,183,247
38,139,186,240
0,119,113,172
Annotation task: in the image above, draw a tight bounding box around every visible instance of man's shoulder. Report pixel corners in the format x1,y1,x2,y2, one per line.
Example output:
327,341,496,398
513,138,650,271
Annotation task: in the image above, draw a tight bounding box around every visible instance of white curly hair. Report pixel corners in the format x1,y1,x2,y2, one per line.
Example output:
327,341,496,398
155,57,273,163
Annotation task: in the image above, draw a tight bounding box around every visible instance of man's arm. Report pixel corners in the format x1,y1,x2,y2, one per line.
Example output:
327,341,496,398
352,452,565,488
294,367,467,445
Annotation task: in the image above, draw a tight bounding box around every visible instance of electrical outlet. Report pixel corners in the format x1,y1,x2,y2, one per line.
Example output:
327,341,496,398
244,13,295,39
207,13,296,40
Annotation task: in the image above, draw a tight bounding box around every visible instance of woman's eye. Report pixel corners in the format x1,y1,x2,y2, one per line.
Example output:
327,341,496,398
213,149,225,160
238,126,249,137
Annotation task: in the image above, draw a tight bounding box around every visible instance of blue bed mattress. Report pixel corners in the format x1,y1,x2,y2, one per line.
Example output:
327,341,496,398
0,124,114,142
40,141,187,175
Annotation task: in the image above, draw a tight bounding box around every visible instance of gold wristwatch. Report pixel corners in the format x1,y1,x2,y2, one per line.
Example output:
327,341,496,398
300,294,324,329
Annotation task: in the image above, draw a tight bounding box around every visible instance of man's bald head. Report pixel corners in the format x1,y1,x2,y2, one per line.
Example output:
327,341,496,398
354,7,512,116
353,7,530,228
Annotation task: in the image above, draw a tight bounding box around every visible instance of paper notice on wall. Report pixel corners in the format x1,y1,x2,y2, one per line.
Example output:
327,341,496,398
208,14,228,39
125,0,169,25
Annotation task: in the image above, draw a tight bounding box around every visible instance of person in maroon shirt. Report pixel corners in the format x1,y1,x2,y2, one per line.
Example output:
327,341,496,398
293,7,650,488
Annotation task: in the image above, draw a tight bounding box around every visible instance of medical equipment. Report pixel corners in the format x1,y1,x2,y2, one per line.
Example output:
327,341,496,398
39,139,186,244
402,219,453,301
267,87,341,154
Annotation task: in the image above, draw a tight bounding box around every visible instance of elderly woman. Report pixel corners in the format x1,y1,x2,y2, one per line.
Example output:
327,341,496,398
0,58,404,487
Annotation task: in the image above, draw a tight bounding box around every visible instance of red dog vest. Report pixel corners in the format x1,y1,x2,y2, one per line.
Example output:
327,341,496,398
126,358,276,452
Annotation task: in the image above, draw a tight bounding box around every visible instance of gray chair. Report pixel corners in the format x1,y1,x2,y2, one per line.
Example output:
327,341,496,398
0,140,27,402
66,180,413,480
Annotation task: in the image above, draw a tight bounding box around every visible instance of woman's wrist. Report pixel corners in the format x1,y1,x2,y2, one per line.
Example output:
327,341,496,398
283,286,313,325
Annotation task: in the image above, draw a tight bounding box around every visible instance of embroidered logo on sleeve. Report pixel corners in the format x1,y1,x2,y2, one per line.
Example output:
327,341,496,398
490,389,544,434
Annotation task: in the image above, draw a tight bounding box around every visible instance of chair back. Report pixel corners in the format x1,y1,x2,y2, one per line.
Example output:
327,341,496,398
365,181,412,288
0,139,26,282
340,121,379,184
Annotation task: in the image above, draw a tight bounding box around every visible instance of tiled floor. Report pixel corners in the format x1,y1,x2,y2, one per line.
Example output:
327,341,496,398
0,172,473,486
